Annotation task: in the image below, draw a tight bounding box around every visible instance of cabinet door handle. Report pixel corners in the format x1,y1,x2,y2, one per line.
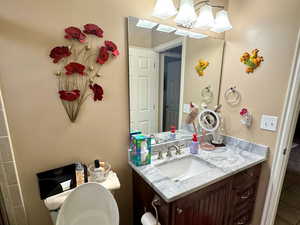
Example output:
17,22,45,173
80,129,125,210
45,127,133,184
236,215,249,225
176,208,183,215
241,190,251,199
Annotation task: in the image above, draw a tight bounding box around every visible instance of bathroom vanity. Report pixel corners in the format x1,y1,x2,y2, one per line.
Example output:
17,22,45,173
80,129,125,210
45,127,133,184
129,136,268,225
126,16,268,225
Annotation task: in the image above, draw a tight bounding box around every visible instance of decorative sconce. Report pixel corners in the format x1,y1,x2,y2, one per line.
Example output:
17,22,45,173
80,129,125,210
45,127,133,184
240,108,252,127
240,49,264,73
195,59,209,76
152,0,233,32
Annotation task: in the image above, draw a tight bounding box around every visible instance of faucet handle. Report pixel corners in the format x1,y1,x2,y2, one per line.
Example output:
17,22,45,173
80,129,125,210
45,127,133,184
157,151,164,160
166,149,173,158
178,144,185,149
175,144,184,155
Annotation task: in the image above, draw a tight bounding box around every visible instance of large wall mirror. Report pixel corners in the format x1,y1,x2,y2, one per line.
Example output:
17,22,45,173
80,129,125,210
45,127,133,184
127,16,225,139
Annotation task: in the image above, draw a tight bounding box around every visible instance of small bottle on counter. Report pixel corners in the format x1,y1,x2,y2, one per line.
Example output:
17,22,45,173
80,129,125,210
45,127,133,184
190,134,199,154
93,159,104,181
170,126,176,140
75,162,85,186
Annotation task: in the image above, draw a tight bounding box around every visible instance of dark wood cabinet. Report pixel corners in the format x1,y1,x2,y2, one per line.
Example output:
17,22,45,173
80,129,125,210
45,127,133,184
132,164,262,225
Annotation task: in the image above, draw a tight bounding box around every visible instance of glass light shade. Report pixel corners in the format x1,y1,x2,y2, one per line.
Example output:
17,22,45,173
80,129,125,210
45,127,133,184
175,0,197,28
175,29,190,36
210,10,232,33
156,24,177,33
136,19,158,29
189,31,208,39
194,5,215,30
152,0,178,19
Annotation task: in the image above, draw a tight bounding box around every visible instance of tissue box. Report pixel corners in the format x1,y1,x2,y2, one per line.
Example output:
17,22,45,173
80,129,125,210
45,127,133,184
130,134,151,166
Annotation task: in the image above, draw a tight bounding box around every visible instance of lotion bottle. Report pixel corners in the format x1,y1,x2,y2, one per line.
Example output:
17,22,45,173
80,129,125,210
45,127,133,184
75,162,85,186
190,134,199,154
170,126,176,140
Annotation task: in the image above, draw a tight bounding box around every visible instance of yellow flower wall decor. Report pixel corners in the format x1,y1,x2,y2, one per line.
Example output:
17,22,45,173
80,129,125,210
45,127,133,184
240,49,264,73
195,60,209,76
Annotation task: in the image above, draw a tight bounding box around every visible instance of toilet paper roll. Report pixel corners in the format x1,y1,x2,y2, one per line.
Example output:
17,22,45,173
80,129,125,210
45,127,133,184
141,212,161,225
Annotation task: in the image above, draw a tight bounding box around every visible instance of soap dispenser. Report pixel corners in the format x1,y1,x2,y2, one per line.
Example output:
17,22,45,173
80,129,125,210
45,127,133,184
190,134,199,154
170,126,176,140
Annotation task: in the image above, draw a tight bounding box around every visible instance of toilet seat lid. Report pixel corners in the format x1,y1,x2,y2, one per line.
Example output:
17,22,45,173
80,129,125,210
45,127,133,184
56,183,119,225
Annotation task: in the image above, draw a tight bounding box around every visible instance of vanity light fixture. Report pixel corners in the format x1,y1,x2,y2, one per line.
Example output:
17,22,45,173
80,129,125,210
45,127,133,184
210,10,232,33
156,24,177,33
136,19,158,29
189,31,208,39
194,4,215,30
152,0,178,19
151,0,232,33
175,0,197,28
175,29,190,36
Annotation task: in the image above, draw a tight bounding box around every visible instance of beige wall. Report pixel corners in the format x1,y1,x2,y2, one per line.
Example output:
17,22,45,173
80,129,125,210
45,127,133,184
128,17,179,49
151,30,179,48
221,0,300,224
128,17,152,48
0,1,156,225
183,38,224,108
1,0,300,225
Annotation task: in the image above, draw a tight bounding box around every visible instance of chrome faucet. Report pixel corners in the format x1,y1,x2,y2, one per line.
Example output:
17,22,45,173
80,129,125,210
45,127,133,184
167,144,182,157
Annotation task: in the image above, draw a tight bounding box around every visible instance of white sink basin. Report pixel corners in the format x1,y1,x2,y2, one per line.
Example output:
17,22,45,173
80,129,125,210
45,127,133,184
155,155,215,182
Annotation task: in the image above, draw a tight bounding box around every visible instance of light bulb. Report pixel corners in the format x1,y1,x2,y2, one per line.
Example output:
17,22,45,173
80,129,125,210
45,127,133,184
156,24,177,33
210,10,232,33
136,19,158,29
175,0,197,28
152,0,178,19
189,31,208,39
194,5,215,30
175,29,190,36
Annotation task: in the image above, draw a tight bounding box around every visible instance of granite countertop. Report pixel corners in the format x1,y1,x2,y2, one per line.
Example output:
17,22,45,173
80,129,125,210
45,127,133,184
129,136,268,203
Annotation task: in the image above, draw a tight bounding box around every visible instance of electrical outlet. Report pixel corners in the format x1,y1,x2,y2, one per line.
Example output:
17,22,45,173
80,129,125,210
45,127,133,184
183,104,191,113
260,115,278,131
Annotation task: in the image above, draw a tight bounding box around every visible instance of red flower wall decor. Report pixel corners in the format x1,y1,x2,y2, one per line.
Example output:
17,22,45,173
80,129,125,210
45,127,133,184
49,24,119,122
50,46,71,63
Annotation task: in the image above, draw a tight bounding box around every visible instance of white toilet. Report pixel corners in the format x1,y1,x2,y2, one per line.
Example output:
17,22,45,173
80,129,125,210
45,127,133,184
56,183,119,225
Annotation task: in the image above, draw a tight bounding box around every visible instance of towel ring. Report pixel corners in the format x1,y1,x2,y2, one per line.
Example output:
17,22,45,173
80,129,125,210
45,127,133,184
201,85,213,104
152,196,160,225
224,86,241,106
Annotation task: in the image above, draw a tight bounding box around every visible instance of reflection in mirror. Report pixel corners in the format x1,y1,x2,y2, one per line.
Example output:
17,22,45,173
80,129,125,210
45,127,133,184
127,17,225,143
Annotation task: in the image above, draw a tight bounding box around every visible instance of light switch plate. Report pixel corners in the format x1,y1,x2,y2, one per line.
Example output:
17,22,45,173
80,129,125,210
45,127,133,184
260,115,278,131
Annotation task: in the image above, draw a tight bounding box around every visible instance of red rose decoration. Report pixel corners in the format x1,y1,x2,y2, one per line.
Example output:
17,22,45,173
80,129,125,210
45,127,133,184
49,46,71,63
89,83,104,101
59,90,80,101
83,24,104,38
65,62,86,75
64,26,86,43
240,108,248,116
96,47,109,65
105,40,119,56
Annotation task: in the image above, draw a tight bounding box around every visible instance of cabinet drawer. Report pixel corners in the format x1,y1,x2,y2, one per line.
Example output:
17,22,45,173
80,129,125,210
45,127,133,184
233,164,261,187
233,183,257,207
232,203,254,225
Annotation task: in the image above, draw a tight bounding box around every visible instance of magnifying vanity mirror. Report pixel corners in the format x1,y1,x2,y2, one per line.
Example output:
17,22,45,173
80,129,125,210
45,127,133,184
127,16,225,144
